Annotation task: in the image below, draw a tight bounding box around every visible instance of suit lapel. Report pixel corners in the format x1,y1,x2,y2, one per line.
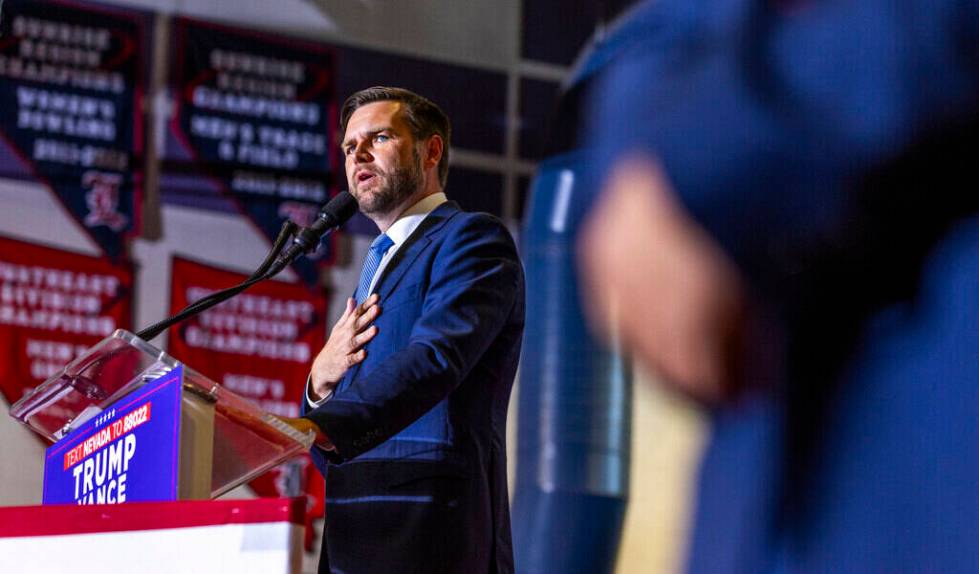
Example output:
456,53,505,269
372,201,459,304
339,201,460,389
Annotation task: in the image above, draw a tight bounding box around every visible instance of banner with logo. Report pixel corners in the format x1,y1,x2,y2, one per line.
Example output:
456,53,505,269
43,366,184,505
166,256,326,543
0,234,133,410
163,17,339,286
0,0,150,258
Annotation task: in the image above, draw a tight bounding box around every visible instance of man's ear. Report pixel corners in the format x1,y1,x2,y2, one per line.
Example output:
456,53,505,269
423,135,443,170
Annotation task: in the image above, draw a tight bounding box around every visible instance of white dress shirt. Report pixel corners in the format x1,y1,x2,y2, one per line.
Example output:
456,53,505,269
306,192,448,408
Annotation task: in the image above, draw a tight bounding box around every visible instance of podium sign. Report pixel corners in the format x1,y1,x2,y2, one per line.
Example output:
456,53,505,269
11,330,314,502
42,367,184,505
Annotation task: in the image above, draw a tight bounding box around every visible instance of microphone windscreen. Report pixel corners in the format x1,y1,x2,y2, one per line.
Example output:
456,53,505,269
321,191,358,226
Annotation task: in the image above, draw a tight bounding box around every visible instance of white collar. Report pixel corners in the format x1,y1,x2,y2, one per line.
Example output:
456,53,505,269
384,192,448,247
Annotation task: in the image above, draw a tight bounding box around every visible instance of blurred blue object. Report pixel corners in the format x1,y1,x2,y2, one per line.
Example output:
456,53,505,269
512,152,632,574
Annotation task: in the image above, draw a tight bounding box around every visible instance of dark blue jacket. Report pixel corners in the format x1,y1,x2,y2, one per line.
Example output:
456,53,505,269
303,201,524,574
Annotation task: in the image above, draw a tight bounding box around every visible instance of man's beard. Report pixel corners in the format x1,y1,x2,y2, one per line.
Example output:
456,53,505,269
356,149,423,216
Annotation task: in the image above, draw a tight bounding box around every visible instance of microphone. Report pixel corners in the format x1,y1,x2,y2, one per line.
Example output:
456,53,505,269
275,191,358,266
136,191,359,342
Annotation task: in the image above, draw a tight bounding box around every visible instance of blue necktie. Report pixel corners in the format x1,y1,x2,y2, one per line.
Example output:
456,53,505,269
355,234,394,304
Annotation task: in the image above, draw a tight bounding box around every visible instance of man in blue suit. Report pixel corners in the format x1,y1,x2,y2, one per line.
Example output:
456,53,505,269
290,87,524,574
579,0,979,572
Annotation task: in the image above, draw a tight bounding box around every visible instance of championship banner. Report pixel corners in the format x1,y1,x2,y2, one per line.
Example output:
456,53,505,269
43,366,184,505
166,256,326,545
0,0,150,258
164,17,339,286
0,234,133,411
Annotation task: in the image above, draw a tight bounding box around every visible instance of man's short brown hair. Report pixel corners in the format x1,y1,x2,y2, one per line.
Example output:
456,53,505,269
340,86,452,187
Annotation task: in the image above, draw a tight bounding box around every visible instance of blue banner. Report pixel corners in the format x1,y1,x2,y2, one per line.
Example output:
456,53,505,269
43,366,184,505
0,0,150,259
163,17,338,286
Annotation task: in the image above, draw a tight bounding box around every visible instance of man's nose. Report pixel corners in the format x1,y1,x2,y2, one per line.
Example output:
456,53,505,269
353,142,373,162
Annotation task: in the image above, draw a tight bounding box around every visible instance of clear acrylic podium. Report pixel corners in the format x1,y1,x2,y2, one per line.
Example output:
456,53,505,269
9,330,314,500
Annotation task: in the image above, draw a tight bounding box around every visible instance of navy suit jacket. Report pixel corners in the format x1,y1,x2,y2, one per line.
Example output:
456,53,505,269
588,1,979,572
302,201,524,574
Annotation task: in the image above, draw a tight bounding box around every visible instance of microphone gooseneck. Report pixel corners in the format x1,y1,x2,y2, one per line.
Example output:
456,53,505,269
135,191,359,342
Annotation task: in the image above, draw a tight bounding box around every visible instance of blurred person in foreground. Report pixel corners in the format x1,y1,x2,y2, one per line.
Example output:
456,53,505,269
285,87,524,574
579,1,979,572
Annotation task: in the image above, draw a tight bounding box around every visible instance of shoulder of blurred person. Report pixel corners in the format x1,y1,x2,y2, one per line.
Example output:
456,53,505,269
579,1,979,572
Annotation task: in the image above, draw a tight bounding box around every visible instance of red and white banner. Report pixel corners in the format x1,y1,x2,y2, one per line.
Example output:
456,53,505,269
166,256,327,548
0,234,133,408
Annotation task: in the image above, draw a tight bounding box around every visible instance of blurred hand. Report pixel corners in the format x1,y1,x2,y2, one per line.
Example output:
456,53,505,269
310,294,381,401
577,155,748,404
